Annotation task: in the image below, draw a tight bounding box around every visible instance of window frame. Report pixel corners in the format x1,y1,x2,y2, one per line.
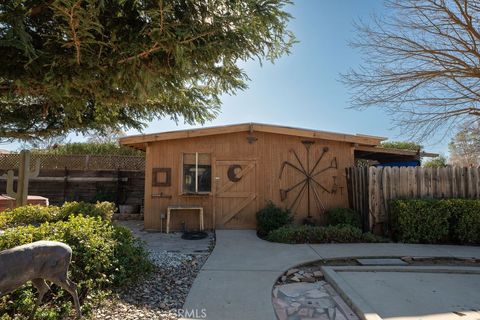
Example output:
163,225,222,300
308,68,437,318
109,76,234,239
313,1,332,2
181,152,212,195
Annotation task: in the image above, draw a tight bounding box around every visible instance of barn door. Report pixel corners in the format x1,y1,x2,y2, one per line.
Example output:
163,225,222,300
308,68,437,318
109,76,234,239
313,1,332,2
214,160,257,229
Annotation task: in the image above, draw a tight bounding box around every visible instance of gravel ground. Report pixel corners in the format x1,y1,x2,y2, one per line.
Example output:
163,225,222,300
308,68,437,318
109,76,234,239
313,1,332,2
92,246,212,320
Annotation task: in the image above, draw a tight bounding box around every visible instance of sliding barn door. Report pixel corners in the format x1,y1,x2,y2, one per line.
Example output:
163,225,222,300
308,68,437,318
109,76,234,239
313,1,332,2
214,160,257,229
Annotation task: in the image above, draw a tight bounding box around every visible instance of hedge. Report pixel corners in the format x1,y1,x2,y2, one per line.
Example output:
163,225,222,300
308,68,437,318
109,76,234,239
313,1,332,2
0,201,115,229
390,198,480,244
265,224,385,244
325,208,361,228
0,202,152,320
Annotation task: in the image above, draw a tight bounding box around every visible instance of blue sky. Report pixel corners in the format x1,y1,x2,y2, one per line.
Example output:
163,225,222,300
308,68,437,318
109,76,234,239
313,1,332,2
2,1,447,154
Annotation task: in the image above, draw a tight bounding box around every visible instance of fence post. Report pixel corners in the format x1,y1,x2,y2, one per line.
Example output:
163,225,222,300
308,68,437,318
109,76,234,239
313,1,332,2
63,166,68,202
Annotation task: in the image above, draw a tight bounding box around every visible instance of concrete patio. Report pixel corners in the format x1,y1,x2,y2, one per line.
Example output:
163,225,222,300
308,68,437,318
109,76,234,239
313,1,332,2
182,230,480,320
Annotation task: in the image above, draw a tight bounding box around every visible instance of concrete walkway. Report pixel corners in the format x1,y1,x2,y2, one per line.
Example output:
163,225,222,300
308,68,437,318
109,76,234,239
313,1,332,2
182,230,480,320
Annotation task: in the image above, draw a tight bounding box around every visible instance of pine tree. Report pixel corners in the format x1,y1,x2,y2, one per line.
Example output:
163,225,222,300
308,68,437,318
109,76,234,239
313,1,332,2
0,0,294,141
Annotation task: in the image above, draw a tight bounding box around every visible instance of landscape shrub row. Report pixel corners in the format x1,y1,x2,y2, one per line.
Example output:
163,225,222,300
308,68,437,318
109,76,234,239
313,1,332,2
0,201,115,229
265,224,384,244
256,202,382,244
0,203,152,320
390,198,480,244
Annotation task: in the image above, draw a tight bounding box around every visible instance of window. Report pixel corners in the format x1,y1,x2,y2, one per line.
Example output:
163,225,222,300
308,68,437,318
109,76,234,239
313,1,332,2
182,153,211,194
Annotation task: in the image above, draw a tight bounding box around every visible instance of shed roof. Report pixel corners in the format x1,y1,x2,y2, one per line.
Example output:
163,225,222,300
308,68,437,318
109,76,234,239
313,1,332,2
119,122,387,150
354,145,438,163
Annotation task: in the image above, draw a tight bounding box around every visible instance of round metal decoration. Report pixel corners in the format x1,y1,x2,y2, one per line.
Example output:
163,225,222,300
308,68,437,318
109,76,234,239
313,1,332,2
227,164,242,182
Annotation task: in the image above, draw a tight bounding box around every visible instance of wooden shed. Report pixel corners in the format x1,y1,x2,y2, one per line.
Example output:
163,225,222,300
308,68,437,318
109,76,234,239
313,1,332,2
120,123,425,232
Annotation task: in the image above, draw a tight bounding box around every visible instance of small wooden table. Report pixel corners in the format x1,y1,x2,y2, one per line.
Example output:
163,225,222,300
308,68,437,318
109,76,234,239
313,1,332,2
166,205,204,234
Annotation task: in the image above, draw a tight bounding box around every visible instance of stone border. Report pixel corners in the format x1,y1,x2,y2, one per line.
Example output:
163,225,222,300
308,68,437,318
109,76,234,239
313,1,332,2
321,265,480,320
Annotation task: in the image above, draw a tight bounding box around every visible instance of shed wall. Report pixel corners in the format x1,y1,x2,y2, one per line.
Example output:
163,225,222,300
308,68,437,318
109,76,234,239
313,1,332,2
144,131,354,231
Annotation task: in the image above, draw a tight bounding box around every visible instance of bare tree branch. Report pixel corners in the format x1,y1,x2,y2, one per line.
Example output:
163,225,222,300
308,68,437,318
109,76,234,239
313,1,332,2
342,0,480,141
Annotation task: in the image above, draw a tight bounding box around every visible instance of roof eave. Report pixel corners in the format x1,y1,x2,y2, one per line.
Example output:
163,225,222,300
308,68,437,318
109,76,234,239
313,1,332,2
119,123,386,149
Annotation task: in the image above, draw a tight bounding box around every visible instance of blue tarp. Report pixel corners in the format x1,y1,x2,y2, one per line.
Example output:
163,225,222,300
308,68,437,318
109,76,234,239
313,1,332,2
376,160,420,167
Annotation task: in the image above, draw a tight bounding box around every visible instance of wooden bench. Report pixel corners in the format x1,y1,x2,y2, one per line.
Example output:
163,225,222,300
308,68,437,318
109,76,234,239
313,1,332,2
166,205,204,234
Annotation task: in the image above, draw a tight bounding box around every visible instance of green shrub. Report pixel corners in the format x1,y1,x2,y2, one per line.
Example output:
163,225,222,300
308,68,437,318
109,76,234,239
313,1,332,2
390,199,450,243
390,198,480,244
326,208,361,228
265,224,385,244
256,201,292,237
0,215,152,319
441,199,480,244
58,201,115,221
0,201,115,229
0,205,60,229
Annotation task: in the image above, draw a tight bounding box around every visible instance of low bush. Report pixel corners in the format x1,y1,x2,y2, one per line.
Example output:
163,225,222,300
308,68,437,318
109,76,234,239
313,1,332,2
0,201,115,229
0,204,152,319
58,201,115,221
390,198,480,244
326,208,361,228
256,201,292,237
0,205,60,229
265,224,385,244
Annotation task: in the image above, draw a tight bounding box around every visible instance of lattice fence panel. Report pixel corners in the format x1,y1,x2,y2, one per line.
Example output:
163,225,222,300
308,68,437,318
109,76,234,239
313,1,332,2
0,154,145,171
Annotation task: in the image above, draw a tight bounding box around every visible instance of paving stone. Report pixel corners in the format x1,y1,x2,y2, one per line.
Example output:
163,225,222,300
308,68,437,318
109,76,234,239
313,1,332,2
287,306,298,315
334,308,347,320
273,288,279,298
273,304,288,320
277,283,318,298
328,307,335,319
356,258,408,266
298,307,314,317
311,298,335,309
273,297,289,308
305,289,329,299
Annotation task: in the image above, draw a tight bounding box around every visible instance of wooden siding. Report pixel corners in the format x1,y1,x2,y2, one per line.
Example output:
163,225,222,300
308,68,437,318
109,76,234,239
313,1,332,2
144,131,355,231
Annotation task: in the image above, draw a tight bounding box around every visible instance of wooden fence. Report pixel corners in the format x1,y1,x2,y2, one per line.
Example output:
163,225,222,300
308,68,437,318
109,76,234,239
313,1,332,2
0,169,145,207
346,166,480,233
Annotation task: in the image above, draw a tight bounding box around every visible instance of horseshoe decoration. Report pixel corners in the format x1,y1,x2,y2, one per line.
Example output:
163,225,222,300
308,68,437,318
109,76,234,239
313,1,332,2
227,164,243,182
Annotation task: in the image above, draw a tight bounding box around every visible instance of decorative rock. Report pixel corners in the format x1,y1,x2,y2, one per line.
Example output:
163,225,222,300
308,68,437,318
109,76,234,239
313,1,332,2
92,241,212,320
291,276,301,282
286,268,299,276
281,275,287,282
313,271,323,277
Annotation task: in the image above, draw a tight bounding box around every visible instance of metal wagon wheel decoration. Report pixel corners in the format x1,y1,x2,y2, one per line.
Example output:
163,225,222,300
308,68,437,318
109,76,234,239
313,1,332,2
279,140,339,219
